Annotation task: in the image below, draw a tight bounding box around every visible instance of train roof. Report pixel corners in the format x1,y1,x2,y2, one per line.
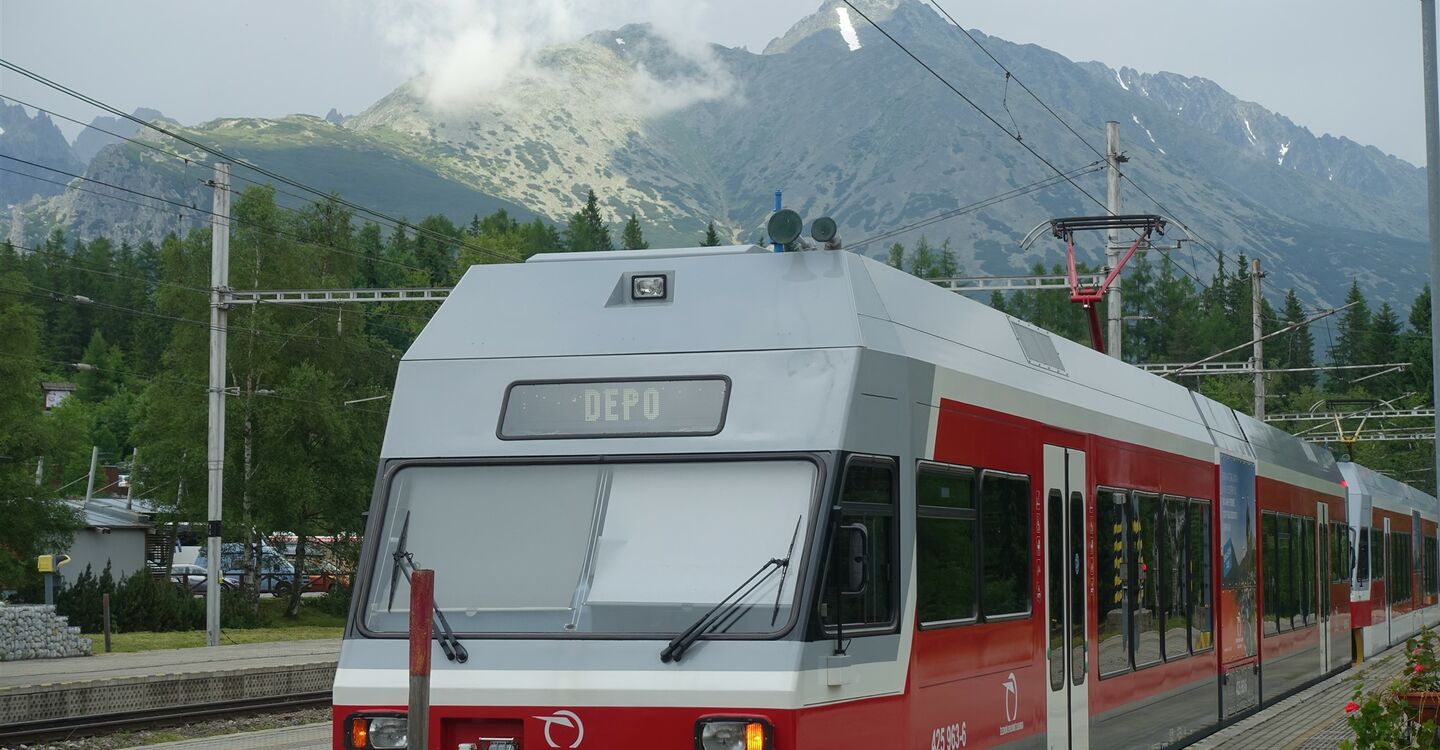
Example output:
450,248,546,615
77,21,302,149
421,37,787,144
1339,462,1438,519
405,246,1340,489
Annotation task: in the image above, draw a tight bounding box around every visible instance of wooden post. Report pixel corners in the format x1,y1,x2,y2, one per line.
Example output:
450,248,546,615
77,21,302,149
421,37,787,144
408,569,433,750
102,593,112,653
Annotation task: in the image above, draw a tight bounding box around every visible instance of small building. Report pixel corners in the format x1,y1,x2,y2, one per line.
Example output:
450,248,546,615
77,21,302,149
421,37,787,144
40,382,76,412
59,496,168,582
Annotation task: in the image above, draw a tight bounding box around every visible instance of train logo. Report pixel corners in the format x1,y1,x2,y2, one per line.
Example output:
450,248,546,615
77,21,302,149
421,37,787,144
1003,673,1019,723
534,709,584,748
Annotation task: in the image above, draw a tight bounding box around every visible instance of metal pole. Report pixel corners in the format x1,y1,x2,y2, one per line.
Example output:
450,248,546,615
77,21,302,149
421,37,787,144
1423,0,1440,499
409,569,434,750
82,446,99,506
125,447,137,511
1106,121,1123,360
205,163,230,648
773,191,783,253
1252,259,1265,418
102,592,112,653
44,573,54,606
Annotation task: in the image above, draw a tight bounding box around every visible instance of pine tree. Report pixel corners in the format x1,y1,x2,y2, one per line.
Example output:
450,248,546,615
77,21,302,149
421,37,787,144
935,239,959,279
1405,286,1432,402
1330,281,1372,371
1276,289,1316,394
886,242,905,270
910,237,935,279
566,190,613,252
1368,302,1403,398
621,214,649,250
701,222,722,247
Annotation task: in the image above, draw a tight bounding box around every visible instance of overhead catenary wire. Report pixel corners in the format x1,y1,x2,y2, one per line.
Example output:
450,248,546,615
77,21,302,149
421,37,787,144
0,57,523,265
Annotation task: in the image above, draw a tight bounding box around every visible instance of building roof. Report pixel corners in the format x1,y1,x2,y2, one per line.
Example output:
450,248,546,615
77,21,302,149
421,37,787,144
62,496,156,530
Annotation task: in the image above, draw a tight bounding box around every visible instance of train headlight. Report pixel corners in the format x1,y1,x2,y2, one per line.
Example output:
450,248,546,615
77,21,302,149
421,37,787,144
696,718,771,750
631,274,667,300
346,714,408,749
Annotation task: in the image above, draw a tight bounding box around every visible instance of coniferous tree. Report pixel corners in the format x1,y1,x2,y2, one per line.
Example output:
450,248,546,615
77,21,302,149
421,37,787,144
566,190,613,252
1405,286,1432,403
1369,302,1404,398
886,242,905,270
701,222,722,247
621,214,649,250
910,237,935,279
1330,281,1372,371
935,239,959,279
1276,289,1317,394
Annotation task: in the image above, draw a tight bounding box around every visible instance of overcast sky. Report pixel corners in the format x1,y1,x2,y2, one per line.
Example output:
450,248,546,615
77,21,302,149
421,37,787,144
0,0,1429,165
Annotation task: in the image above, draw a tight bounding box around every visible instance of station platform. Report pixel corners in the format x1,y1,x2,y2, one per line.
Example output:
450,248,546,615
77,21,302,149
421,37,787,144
0,638,338,731
1187,642,1407,749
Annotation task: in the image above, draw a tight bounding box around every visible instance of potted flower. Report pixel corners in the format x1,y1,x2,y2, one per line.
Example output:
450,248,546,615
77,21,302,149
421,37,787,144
1343,628,1440,748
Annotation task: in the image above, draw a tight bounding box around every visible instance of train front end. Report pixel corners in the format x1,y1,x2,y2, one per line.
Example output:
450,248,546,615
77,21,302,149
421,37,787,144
334,247,892,750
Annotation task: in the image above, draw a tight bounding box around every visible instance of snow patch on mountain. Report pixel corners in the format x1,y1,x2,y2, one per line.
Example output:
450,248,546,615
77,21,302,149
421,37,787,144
835,7,862,51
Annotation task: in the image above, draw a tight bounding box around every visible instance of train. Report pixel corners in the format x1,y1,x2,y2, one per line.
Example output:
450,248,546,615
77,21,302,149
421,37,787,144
334,243,1440,750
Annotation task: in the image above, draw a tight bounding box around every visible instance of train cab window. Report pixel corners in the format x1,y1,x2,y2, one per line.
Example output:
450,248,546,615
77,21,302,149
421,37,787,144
1096,488,1130,678
1187,500,1213,653
820,456,897,631
916,463,977,626
979,471,1031,619
1132,492,1163,668
1160,496,1188,661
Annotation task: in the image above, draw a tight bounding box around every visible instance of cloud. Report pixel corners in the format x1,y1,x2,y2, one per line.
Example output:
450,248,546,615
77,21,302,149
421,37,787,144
353,0,736,114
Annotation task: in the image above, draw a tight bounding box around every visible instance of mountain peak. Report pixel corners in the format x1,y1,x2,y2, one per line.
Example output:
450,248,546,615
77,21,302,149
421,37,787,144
763,0,905,55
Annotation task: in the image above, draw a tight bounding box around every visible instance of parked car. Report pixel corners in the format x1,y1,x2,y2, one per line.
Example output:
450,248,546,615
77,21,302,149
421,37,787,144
169,563,238,594
195,542,299,595
302,561,352,593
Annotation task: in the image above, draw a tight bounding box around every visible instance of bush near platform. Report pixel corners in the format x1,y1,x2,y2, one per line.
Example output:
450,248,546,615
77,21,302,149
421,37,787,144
1343,628,1440,748
56,564,206,633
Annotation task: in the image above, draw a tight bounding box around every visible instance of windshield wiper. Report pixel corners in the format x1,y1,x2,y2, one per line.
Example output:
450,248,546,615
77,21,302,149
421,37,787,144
770,515,803,627
387,511,469,663
660,555,789,664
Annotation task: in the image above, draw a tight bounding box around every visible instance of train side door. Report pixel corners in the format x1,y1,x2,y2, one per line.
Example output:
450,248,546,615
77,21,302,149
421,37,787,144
1043,444,1089,750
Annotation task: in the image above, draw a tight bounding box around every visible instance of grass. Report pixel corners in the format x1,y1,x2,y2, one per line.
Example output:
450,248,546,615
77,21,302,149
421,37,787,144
83,598,345,653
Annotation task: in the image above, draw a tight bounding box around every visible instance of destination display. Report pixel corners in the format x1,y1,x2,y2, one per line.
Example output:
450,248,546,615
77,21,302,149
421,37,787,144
500,378,729,438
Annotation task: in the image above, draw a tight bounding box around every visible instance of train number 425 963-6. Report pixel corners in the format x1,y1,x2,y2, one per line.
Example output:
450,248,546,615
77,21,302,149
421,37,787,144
931,722,967,750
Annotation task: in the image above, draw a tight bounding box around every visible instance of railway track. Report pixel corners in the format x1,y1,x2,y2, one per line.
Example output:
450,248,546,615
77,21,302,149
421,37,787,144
0,690,331,747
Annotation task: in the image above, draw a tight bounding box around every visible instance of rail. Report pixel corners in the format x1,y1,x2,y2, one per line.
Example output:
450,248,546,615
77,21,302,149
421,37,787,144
0,690,331,745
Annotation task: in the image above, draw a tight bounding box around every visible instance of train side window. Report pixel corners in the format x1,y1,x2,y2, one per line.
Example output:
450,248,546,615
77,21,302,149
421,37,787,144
820,455,897,631
1425,537,1438,597
979,471,1031,619
1262,511,1279,637
916,463,977,627
1187,499,1213,653
1390,533,1412,606
1357,527,1371,584
1160,496,1187,661
1096,487,1131,678
1372,528,1385,582
1132,492,1163,669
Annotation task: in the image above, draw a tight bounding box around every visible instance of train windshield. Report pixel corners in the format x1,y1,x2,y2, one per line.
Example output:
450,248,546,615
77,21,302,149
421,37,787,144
363,459,818,637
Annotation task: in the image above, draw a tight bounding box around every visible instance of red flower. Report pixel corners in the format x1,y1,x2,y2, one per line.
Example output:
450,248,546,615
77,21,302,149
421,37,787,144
1345,701,1361,714
1417,664,1426,674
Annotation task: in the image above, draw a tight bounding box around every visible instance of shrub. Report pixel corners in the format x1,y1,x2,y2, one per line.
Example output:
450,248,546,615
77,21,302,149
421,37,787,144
311,578,352,618
113,569,203,632
221,588,264,629
55,562,117,633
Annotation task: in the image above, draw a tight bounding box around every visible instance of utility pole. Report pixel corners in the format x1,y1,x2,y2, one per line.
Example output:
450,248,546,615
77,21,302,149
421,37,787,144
1422,0,1440,499
1106,121,1124,360
1252,259,1265,419
205,163,230,648
82,446,99,506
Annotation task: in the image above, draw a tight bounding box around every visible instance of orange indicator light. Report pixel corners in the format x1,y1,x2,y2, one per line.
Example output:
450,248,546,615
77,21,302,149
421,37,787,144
348,718,369,748
746,721,766,750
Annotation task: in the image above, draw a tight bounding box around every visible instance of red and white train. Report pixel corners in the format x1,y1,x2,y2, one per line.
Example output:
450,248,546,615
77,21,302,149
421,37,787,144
335,245,1439,750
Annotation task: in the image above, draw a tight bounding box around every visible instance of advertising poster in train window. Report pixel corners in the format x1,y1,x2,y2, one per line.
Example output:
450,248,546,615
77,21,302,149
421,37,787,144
1218,454,1258,663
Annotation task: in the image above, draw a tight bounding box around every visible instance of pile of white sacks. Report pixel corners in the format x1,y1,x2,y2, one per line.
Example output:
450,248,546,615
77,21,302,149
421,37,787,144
0,601,92,660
